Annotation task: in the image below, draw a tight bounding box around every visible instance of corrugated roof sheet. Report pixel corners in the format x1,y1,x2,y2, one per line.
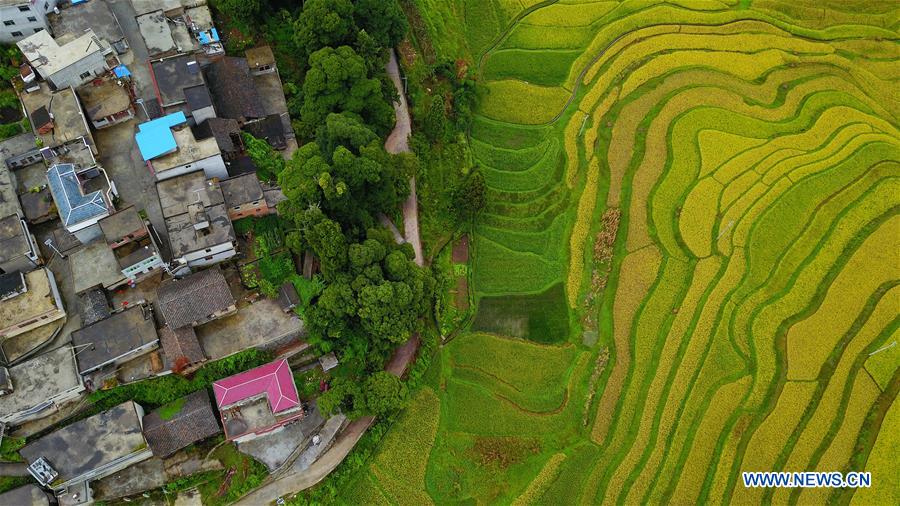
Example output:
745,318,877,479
135,112,187,161
46,163,108,227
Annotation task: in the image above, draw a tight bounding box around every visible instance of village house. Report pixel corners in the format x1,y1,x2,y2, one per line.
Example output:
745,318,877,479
0,267,65,363
193,117,241,160
156,172,237,268
0,0,59,44
0,484,56,506
18,82,95,153
48,0,128,54
136,112,227,182
204,57,265,125
98,206,165,284
76,75,134,129
220,172,271,220
21,401,152,495
17,28,113,90
0,213,40,274
69,303,159,376
142,390,221,458
0,344,85,426
46,163,112,243
149,54,205,110
156,267,236,330
213,358,304,442
245,46,276,76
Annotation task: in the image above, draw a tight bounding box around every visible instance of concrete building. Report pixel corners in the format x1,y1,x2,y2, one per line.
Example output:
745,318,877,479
213,358,304,442
98,206,165,283
21,401,152,493
18,82,94,152
0,484,56,506
220,172,270,221
149,54,204,109
136,112,227,181
0,267,64,343
76,75,134,129
156,267,236,329
0,213,40,274
70,304,159,375
184,84,216,124
17,28,112,90
245,46,276,76
0,0,59,44
0,344,85,426
156,172,237,268
48,0,128,54
46,163,111,243
136,10,176,57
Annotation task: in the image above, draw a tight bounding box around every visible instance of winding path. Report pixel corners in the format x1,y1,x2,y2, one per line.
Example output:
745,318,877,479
236,49,422,505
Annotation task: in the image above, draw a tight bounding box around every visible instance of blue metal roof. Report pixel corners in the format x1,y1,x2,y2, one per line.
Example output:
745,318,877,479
135,112,187,161
113,65,131,78
198,28,220,45
47,164,109,228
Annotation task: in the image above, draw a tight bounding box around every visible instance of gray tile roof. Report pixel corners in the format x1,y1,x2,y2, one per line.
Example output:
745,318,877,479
142,390,221,458
47,164,108,227
159,325,205,366
156,267,235,329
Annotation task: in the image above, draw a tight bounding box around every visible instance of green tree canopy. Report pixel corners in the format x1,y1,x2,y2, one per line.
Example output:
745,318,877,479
294,0,356,58
353,0,408,49
277,138,409,229
300,46,395,137
243,133,285,182
300,227,434,371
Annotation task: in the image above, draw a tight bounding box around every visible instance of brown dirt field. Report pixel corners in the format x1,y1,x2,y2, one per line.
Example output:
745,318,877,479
452,234,470,263
454,276,469,310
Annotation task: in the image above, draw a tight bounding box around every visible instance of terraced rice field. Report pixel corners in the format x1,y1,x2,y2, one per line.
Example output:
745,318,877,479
359,0,900,503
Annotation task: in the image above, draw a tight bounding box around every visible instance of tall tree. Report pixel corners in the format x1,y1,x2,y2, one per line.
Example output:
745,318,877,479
300,46,394,137
294,0,356,58
353,0,408,49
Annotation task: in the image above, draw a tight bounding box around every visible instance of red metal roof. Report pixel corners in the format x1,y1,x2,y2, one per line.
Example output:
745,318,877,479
212,359,299,413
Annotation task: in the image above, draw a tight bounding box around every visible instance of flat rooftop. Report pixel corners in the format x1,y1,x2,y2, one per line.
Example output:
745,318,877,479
99,206,146,244
0,214,28,267
70,304,158,374
70,239,126,293
150,55,204,107
166,203,235,257
48,0,126,46
156,170,224,218
137,10,176,57
0,269,61,330
0,163,19,218
220,173,263,208
77,78,132,122
20,401,148,483
151,127,221,174
17,29,108,78
132,0,181,16
0,345,83,424
19,84,92,148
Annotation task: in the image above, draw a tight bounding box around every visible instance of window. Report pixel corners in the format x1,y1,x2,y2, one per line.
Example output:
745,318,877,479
27,16,36,22
205,248,212,253
33,28,41,33
44,2,49,11
11,31,22,37
18,5,30,12
79,71,91,79
3,21,15,26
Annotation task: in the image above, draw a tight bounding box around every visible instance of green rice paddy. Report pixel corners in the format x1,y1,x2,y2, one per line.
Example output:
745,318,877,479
345,0,900,503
